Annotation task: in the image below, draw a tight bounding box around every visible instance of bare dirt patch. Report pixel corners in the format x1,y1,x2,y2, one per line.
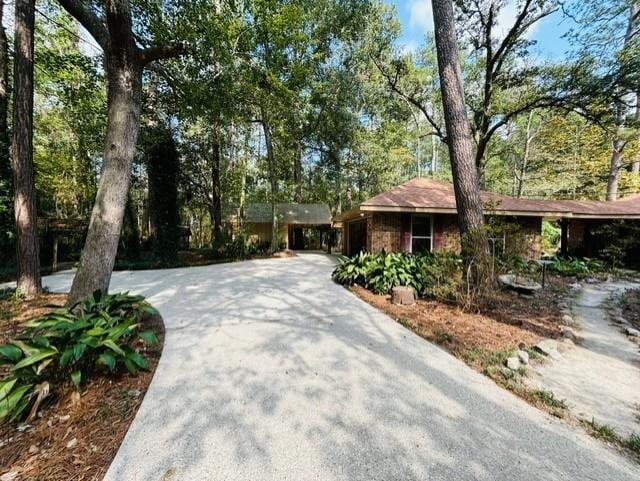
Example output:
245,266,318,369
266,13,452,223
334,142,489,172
0,293,164,481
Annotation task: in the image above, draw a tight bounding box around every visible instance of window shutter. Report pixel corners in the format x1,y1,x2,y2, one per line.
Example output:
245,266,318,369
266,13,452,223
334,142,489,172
433,216,443,249
400,214,411,252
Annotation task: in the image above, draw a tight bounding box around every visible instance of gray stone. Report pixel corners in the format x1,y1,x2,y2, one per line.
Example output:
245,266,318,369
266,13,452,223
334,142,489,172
625,327,640,337
535,339,562,359
517,350,530,365
561,314,574,325
560,326,579,343
506,357,522,371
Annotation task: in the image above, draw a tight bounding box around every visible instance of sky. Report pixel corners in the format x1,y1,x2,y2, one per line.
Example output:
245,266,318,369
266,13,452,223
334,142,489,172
385,0,574,61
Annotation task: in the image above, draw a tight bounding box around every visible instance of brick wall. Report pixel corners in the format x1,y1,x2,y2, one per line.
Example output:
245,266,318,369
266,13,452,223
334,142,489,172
352,212,542,259
368,213,402,252
434,215,460,252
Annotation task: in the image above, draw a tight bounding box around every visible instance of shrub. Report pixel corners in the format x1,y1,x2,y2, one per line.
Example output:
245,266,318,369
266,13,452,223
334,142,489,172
332,251,462,300
215,232,270,260
549,256,604,277
0,291,160,421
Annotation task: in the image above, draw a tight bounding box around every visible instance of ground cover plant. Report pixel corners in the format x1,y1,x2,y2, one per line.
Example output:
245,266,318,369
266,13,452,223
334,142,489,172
332,251,462,300
0,291,164,480
0,291,159,421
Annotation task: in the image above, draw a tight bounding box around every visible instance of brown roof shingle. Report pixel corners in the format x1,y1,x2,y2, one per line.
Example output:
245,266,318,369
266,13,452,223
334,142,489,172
351,177,640,219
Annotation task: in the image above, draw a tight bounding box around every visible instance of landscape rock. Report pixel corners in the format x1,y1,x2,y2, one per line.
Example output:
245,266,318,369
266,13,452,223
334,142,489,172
498,274,542,294
391,286,415,306
560,326,579,343
506,357,521,370
534,339,562,359
517,350,530,365
29,444,39,454
499,367,514,379
625,327,640,337
66,438,77,449
561,314,574,325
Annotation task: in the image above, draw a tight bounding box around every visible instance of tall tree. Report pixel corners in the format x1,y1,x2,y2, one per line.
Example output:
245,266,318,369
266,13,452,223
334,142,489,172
0,0,12,255
12,0,42,297
57,0,185,304
432,0,490,291
143,125,180,261
375,1,560,186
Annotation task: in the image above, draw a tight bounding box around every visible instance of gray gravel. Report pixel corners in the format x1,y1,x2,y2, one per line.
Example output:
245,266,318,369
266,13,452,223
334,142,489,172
36,254,639,481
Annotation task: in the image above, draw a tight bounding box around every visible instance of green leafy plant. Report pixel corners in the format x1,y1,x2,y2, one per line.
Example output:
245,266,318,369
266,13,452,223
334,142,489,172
0,290,159,421
549,256,604,277
332,251,462,299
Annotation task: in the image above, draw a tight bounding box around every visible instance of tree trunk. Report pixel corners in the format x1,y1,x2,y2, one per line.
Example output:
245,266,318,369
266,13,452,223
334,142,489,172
67,49,142,304
211,116,223,247
606,133,624,201
432,0,490,293
262,115,278,253
516,111,537,198
294,138,303,202
11,0,41,298
632,91,640,175
0,0,12,251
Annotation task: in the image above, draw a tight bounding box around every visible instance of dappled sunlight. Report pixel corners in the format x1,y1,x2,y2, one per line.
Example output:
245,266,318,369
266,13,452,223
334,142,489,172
35,254,640,480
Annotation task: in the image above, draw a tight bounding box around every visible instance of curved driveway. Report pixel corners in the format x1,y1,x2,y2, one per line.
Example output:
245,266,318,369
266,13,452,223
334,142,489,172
40,253,639,481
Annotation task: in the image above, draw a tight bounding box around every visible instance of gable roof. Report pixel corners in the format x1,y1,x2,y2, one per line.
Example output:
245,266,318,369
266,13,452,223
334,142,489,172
336,178,640,221
245,203,332,225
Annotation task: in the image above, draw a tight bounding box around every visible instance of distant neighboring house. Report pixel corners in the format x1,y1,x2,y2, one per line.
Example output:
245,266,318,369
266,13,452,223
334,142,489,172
230,203,333,250
334,178,640,259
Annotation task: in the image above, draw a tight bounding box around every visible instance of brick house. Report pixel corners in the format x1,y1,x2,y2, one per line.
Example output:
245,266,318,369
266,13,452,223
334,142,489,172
334,178,640,259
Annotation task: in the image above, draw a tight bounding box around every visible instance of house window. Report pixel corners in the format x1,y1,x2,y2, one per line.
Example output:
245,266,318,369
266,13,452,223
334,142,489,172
411,215,432,253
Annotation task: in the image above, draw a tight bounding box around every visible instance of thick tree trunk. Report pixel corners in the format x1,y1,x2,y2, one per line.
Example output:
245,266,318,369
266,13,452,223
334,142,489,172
432,0,490,292
0,0,12,249
261,116,278,253
11,0,41,297
67,56,142,305
606,134,624,201
210,117,223,247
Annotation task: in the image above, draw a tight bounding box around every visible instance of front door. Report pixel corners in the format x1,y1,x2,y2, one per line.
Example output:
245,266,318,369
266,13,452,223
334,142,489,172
348,219,367,256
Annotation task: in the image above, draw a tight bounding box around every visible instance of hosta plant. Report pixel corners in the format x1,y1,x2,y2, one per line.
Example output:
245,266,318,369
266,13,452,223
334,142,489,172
0,290,160,421
333,251,462,299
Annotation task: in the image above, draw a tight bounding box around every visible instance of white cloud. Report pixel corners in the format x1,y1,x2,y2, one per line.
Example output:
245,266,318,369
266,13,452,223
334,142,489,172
408,0,434,31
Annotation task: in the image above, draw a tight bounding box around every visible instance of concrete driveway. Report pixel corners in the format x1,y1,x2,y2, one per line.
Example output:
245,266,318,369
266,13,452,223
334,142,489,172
39,253,638,481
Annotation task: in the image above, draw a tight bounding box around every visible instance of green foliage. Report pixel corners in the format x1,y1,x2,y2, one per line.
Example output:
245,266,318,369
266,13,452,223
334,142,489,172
532,390,568,410
549,256,604,277
583,418,620,443
0,291,159,421
541,221,561,254
626,433,640,454
215,232,270,260
332,251,462,300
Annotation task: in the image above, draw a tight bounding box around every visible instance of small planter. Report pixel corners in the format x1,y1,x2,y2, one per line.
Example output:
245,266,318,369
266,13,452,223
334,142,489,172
391,286,415,306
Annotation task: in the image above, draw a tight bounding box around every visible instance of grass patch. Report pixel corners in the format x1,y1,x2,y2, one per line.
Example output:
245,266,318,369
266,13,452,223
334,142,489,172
582,418,620,443
625,433,640,454
532,390,568,410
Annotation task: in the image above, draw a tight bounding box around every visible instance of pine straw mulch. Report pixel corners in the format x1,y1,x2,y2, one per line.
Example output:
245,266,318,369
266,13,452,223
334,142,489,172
0,293,164,481
622,288,640,331
350,276,571,371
